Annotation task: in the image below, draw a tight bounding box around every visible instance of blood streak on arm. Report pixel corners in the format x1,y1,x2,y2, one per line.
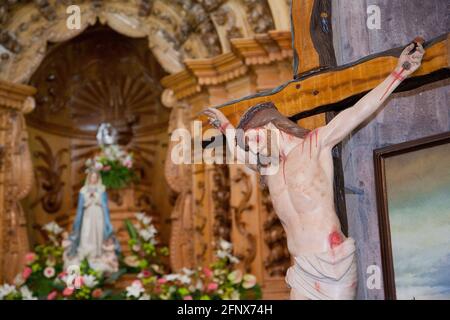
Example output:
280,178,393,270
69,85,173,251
315,129,318,148
380,68,405,101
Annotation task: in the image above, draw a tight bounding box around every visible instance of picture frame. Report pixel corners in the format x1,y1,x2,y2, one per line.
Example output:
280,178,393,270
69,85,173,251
374,131,450,300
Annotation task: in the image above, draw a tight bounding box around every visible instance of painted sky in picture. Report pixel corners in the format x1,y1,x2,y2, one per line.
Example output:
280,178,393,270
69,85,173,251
385,142,450,300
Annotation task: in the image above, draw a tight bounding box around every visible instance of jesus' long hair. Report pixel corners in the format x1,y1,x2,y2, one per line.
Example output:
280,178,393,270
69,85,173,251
236,101,310,150
235,102,310,182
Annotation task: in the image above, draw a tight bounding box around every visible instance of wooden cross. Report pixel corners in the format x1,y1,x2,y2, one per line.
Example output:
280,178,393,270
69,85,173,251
200,0,450,235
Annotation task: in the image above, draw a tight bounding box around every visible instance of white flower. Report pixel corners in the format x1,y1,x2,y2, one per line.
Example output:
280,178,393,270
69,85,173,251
242,274,257,289
139,293,151,300
43,267,55,278
168,286,177,293
229,255,240,264
139,225,157,242
135,212,145,222
19,286,37,300
85,158,93,167
164,274,180,282
219,239,232,251
227,270,243,284
181,268,195,276
195,280,204,291
151,264,160,273
0,284,17,300
42,221,63,235
94,161,103,170
142,216,152,226
216,250,227,259
13,274,25,287
179,274,191,285
124,256,140,267
126,280,145,298
83,274,98,288
231,290,240,300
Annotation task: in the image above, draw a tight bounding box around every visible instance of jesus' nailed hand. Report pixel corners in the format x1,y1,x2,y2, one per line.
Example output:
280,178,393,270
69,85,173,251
202,40,424,300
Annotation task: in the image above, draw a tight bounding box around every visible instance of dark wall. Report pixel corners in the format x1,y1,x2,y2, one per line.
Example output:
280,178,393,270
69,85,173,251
332,0,450,299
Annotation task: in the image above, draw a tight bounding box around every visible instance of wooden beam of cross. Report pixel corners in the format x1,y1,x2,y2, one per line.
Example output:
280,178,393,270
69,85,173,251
198,0,450,128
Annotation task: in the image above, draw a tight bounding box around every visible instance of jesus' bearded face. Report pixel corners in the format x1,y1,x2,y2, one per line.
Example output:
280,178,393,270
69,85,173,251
243,123,280,158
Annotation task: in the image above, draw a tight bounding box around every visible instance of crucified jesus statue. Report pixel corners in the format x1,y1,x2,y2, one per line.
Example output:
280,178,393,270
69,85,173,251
203,40,424,300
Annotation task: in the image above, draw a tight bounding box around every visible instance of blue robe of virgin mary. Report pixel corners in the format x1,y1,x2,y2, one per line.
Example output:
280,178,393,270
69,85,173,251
68,189,121,257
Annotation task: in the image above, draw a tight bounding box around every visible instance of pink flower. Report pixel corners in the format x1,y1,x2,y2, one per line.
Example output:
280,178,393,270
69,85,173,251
228,270,243,284
43,267,55,278
92,288,103,298
58,271,67,279
141,270,151,278
206,282,218,292
47,290,58,300
94,163,103,171
123,158,133,168
203,267,213,278
25,252,37,265
183,295,193,300
157,278,167,284
102,165,111,172
74,276,84,289
242,274,257,289
132,280,142,287
22,267,32,280
62,287,74,296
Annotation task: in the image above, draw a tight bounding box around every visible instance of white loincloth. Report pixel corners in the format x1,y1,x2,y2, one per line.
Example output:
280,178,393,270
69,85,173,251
285,237,357,300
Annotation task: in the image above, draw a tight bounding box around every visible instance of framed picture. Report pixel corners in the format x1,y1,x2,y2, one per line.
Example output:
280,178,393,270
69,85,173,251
374,131,450,300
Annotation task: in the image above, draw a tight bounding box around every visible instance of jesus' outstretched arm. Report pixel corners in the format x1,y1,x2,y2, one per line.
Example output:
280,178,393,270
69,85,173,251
320,41,424,149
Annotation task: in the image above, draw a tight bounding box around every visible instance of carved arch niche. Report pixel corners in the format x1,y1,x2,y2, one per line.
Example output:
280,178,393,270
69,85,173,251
22,24,175,250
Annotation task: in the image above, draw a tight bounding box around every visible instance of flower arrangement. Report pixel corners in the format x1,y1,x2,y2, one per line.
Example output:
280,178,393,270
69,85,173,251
85,144,137,189
52,260,113,300
122,212,169,274
1,217,262,301
124,239,261,300
0,222,120,300
0,284,37,300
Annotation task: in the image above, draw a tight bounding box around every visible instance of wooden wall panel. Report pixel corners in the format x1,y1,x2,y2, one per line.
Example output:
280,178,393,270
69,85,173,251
331,0,450,299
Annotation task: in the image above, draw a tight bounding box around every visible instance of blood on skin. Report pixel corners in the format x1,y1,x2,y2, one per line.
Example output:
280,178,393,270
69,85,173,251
305,129,319,158
315,129,318,147
329,231,343,249
314,282,321,292
380,68,405,101
309,131,312,158
279,151,287,182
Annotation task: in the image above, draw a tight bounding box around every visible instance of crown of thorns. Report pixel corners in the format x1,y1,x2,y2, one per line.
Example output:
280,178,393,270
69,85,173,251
236,101,277,130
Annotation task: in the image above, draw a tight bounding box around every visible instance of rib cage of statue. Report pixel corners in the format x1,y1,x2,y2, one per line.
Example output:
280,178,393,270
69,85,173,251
203,40,425,299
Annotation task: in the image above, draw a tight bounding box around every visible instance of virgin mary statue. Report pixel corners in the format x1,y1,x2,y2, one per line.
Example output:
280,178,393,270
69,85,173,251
63,171,120,273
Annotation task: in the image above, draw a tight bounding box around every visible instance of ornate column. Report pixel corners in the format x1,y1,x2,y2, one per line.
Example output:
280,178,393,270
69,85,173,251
0,80,36,283
162,89,196,271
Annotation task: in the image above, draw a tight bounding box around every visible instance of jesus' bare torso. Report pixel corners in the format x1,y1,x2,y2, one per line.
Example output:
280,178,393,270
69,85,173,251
203,40,424,299
266,130,341,256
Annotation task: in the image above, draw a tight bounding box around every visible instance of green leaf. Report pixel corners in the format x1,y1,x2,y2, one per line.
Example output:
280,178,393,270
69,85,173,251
125,219,138,240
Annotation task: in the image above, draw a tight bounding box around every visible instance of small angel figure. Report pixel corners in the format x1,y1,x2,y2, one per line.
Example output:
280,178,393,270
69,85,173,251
96,123,118,147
